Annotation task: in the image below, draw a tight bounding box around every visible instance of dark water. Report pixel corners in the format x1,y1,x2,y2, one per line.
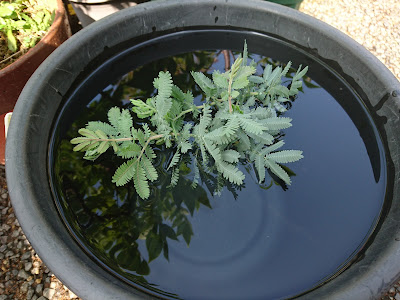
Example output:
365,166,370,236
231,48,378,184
49,30,387,299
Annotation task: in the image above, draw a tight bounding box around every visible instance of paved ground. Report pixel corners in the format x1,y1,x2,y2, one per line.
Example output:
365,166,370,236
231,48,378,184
1,0,399,299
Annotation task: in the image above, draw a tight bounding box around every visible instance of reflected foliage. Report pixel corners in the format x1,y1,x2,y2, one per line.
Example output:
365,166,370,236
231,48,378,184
52,50,319,295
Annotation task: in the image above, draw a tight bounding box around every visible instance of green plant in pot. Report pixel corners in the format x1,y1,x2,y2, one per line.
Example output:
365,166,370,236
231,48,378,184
0,0,71,165
0,0,54,68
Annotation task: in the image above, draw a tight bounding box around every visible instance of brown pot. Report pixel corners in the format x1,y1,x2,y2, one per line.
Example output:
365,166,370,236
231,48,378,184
0,0,72,165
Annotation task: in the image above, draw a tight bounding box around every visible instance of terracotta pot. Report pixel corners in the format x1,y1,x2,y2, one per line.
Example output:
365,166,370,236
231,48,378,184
0,0,72,165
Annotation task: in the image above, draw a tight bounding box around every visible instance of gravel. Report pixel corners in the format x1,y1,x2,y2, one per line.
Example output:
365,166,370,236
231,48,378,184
0,166,80,299
300,0,400,81
1,0,399,299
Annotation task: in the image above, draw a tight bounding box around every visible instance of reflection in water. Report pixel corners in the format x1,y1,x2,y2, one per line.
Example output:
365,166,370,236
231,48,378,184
53,50,311,296
50,39,385,299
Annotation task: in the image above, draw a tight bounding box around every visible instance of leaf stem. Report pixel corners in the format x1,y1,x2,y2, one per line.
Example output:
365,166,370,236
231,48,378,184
76,137,135,142
228,78,233,113
136,134,165,163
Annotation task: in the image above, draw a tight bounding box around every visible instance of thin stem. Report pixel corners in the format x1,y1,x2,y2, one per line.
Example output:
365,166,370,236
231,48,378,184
171,100,226,122
228,77,233,113
136,134,164,162
77,137,135,142
0,50,24,65
172,108,196,121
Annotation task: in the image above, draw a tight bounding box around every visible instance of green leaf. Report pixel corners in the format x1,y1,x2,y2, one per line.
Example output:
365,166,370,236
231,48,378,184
7,30,18,52
222,150,240,163
167,150,181,170
72,140,91,152
179,141,192,153
223,115,240,137
0,7,13,17
136,260,150,275
184,196,196,216
255,154,265,183
267,150,303,163
247,131,274,146
265,159,291,185
212,70,228,88
117,142,141,159
216,161,245,185
177,221,193,245
141,156,158,182
249,75,264,84
230,57,243,78
134,163,150,199
154,71,173,100
107,107,121,129
78,128,97,139
170,167,180,188
119,109,133,136
261,117,292,131
198,104,212,135
231,90,240,99
261,140,285,155
203,138,221,162
87,121,118,136
239,117,265,135
237,130,251,151
160,224,178,241
146,232,163,262
112,159,137,186
191,159,200,189
70,137,89,144
131,98,155,118
191,71,215,96
263,64,273,80
96,141,110,154
232,75,250,90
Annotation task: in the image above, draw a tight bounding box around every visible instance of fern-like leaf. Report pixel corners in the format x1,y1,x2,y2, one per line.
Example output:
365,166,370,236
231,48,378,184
154,71,173,100
117,142,141,159
267,150,303,163
203,138,221,162
239,116,265,135
118,108,133,137
222,150,240,163
198,104,212,135
254,154,266,183
87,121,118,137
213,70,229,88
107,107,121,130
261,140,285,155
264,159,291,185
237,130,251,151
179,141,192,153
223,115,240,137
247,131,274,146
168,150,181,170
191,158,200,189
261,117,292,131
216,161,245,186
170,167,180,188
141,156,158,182
112,159,137,186
134,163,150,199
191,71,215,97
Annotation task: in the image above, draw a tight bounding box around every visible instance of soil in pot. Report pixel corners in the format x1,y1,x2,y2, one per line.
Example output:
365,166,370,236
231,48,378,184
48,30,387,299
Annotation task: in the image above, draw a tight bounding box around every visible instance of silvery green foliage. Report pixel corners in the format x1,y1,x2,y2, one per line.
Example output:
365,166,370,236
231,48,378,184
71,43,307,199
